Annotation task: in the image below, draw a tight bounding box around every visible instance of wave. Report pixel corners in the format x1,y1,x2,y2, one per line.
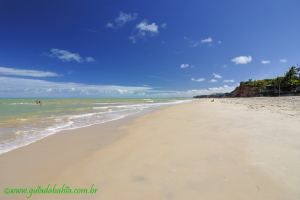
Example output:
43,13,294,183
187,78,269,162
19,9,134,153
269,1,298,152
7,102,36,105
0,99,191,155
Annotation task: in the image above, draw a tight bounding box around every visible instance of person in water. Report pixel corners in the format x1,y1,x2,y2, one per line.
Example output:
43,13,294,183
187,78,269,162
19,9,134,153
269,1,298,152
35,99,42,106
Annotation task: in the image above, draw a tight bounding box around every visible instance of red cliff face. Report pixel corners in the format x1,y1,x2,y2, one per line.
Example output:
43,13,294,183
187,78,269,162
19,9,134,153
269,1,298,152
230,85,260,97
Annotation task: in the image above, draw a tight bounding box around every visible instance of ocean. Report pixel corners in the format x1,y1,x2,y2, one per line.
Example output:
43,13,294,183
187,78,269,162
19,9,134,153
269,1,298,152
0,98,190,154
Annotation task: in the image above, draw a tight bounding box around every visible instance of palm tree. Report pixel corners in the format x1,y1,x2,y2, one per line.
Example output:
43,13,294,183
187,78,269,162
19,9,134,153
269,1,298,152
285,66,299,80
282,66,299,89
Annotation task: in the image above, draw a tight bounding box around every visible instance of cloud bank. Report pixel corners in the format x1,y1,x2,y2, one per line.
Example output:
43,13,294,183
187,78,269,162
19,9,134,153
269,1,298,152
0,76,235,98
0,66,59,77
0,76,150,97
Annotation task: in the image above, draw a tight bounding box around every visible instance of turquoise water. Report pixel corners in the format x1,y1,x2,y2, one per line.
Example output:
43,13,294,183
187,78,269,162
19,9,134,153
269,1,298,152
0,98,190,154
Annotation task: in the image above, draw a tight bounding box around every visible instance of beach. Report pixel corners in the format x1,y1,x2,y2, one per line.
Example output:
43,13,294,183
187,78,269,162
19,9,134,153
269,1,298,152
1,97,300,199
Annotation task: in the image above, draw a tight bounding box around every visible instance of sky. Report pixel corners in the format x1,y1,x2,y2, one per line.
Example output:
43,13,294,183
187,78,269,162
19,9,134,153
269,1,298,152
0,0,299,97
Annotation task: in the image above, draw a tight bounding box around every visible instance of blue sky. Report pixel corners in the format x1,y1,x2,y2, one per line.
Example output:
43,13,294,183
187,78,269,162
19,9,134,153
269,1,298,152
0,0,299,97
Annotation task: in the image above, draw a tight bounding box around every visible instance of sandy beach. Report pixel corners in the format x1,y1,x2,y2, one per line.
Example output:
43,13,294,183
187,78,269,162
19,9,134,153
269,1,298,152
1,98,300,200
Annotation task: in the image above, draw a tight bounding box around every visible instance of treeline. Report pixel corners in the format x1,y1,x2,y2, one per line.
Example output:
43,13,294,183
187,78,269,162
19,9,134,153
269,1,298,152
241,66,300,90
239,66,300,95
194,66,300,98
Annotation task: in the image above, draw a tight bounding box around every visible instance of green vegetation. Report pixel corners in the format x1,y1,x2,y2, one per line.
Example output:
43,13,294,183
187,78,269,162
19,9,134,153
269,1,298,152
194,66,300,98
239,66,300,95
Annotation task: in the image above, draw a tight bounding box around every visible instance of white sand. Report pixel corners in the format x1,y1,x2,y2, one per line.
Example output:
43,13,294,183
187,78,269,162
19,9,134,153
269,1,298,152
0,98,300,199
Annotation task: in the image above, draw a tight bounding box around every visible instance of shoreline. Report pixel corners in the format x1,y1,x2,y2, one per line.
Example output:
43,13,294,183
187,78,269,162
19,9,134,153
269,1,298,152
0,101,168,156
0,99,191,155
1,99,300,199
0,110,136,156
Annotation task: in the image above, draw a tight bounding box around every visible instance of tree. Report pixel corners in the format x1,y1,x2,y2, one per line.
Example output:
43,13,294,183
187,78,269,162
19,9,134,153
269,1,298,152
284,66,299,81
235,65,300,97
282,66,300,90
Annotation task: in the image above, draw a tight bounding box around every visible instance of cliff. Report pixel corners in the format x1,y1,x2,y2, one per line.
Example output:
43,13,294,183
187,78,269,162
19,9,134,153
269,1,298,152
194,66,300,98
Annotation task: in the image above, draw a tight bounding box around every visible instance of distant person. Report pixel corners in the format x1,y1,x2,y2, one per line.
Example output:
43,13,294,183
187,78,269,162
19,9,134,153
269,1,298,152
35,99,42,106
211,99,215,102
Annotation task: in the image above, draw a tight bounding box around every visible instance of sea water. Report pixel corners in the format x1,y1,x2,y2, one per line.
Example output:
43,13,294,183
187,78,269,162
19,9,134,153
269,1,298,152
0,98,190,154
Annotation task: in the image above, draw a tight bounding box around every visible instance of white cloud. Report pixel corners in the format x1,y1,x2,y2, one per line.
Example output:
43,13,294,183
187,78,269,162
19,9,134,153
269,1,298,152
154,85,236,97
130,21,162,43
49,48,95,63
190,85,235,95
213,73,222,79
0,76,237,98
223,79,235,83
136,21,159,34
0,66,59,77
201,37,213,43
0,77,150,97
191,77,205,82
180,64,190,69
280,59,287,63
261,60,270,64
50,48,82,62
106,12,138,29
210,79,218,83
231,56,252,64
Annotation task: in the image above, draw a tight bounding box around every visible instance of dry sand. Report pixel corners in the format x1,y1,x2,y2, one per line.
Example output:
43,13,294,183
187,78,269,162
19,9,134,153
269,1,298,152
1,98,300,200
